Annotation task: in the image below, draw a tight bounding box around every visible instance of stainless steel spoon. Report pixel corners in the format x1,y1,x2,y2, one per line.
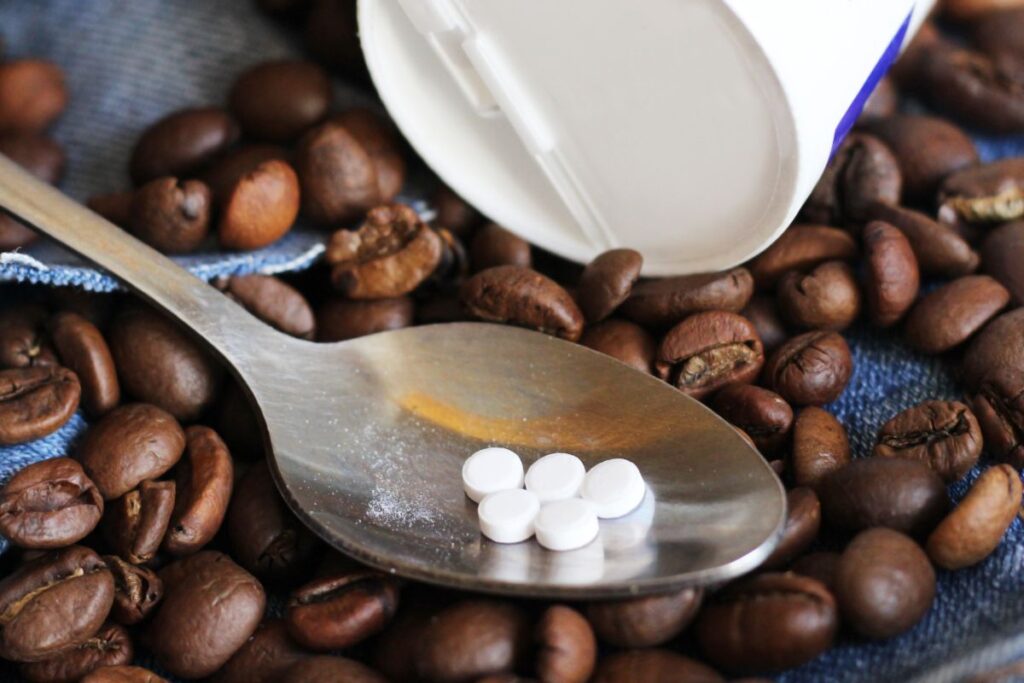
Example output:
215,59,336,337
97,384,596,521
0,155,785,598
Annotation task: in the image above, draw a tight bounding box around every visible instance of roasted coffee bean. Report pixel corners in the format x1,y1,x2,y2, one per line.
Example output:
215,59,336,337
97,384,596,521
791,407,850,487
80,665,168,683
219,274,315,339
591,650,724,683
461,265,584,341
147,551,265,678
866,203,979,278
0,216,36,251
219,159,300,250
835,528,935,639
747,225,858,290
281,656,387,683
477,676,538,683
105,556,163,626
790,551,841,592
974,8,1024,60
585,588,702,648
535,605,595,683
48,290,112,331
579,319,656,374
0,132,65,183
763,331,852,406
129,176,211,254
20,622,132,683
227,460,320,582
109,306,223,421
710,384,793,455
78,404,184,500
433,184,481,237
740,295,788,353
762,487,821,570
904,276,1010,354
87,191,134,229
316,296,414,342
0,304,56,369
0,545,114,662
162,426,233,555
972,367,1024,467
326,204,443,298
963,308,1024,390
922,44,1024,134
229,60,332,142
104,480,176,565
981,220,1024,305
415,600,531,682
286,571,399,650
620,268,754,327
303,0,367,80
891,21,943,86
927,464,1022,570
130,107,240,185
48,311,119,416
0,366,80,445
0,59,67,133
859,76,898,123
200,144,289,206
777,261,861,332
695,573,837,674
332,109,405,204
577,249,643,323
939,158,1024,226
803,133,901,226
213,618,309,683
469,223,532,272
0,457,102,549
295,119,383,225
862,220,919,328
655,311,764,399
945,0,1024,20
817,457,949,537
874,400,983,482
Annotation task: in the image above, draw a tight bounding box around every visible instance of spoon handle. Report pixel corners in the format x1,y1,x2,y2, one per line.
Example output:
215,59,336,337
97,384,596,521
0,154,269,362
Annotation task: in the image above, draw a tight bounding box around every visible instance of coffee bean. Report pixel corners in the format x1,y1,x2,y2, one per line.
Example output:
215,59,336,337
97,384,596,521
326,204,443,298
303,0,367,80
655,311,764,399
866,203,979,278
579,319,656,374
973,8,1024,60
790,551,841,592
740,295,789,353
0,215,36,250
585,588,702,648
19,622,132,683
129,176,211,254
620,268,754,327
461,265,585,342
477,676,537,683
200,144,289,206
433,184,481,237
963,308,1024,390
229,60,332,142
281,656,388,683
0,545,114,662
945,0,1024,20
0,132,65,183
104,556,163,626
218,159,300,250
803,133,901,226
295,119,384,225
778,261,861,332
219,274,315,339
332,109,406,204
592,649,723,683
763,331,852,406
316,296,414,342
748,225,858,290
577,249,643,323
922,44,1024,134
0,366,80,445
791,407,850,487
874,400,983,482
862,221,919,328
48,311,120,417
87,191,134,229
213,618,309,683
858,76,898,124
904,276,1010,354
109,306,223,421
162,426,233,555
972,367,1024,467
104,480,176,565
927,464,1022,569
147,551,265,678
695,573,837,674
80,665,167,683
710,384,793,456
817,457,949,537
130,107,240,185
0,305,56,369
469,223,533,272
535,605,595,683
0,457,102,549
940,158,1024,226
762,487,821,570
415,600,531,682
286,571,399,650
0,60,67,133
981,220,1024,305
835,528,935,639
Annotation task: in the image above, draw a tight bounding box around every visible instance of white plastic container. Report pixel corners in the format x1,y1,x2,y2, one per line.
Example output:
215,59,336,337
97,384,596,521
358,0,935,275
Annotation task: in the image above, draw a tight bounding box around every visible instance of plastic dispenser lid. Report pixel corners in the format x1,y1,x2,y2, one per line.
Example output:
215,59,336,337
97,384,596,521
359,0,801,276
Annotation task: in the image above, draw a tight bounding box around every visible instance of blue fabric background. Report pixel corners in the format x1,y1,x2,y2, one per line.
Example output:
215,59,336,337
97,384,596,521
1,1,1024,681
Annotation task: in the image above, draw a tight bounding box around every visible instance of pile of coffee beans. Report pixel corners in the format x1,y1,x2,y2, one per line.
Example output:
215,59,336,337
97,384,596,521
2,1,1024,680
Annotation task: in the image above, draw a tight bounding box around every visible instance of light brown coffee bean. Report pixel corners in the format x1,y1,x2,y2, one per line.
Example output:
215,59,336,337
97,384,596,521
535,605,596,683
219,274,315,339
0,457,102,549
219,159,300,250
48,311,119,417
862,220,920,328
904,276,1010,354
791,407,850,487
0,60,67,133
162,426,233,555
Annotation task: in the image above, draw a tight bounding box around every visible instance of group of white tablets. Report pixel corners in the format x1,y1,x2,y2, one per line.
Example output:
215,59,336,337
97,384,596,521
462,447,647,551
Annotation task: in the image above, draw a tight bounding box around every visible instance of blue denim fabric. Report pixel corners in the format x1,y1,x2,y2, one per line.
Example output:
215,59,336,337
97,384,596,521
1,0,1024,681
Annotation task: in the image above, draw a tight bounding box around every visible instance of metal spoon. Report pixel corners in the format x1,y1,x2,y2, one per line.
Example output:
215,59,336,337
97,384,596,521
0,155,785,598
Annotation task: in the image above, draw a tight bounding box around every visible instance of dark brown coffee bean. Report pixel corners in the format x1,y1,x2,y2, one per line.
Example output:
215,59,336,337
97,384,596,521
295,119,379,226
219,159,300,250
129,176,211,254
433,184,481,237
747,225,858,290
80,665,168,683
803,133,901,226
740,295,788,353
0,545,114,662
0,216,36,251
940,158,1024,226
790,551,841,592
817,457,949,537
20,622,132,683
461,265,585,341
130,107,240,185
213,618,308,683
0,366,80,445
104,480,175,565
200,144,288,205
835,528,935,639
0,457,102,549
48,311,119,417
695,573,837,674
0,304,57,370
303,0,367,80
866,203,979,278
0,133,65,183
946,0,1024,20
282,656,387,683
415,600,531,682
904,276,1010,354
777,261,861,332
162,426,233,555
579,319,656,374
858,76,898,123
109,306,223,421
219,274,315,339
710,384,793,455
922,44,1024,134
891,21,944,85
862,220,919,327
981,220,1024,305
963,308,1024,390
0,60,67,133
874,400,983,482
229,60,331,142
620,268,754,327
591,650,724,683
585,588,702,648
316,296,414,342
87,191,134,229
763,331,852,406
147,551,265,678
762,487,821,570
791,407,850,487
972,367,1024,467
535,605,596,683
286,571,399,650
577,249,643,323
469,223,532,272
104,556,163,626
332,109,405,204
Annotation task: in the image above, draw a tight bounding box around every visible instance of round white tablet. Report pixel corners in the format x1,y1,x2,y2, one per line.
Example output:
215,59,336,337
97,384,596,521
524,452,586,503
478,489,540,543
534,498,600,551
581,459,646,519
462,447,525,503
